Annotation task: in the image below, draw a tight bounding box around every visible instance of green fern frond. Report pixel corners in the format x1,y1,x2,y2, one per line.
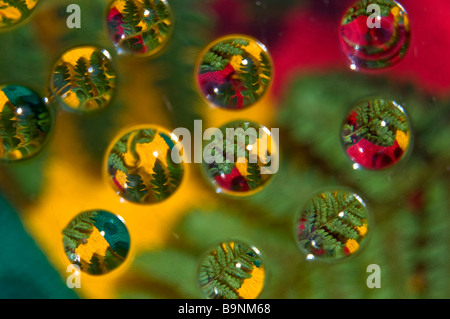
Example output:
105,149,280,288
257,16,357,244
348,99,408,147
52,63,71,96
72,57,94,103
87,254,103,275
3,0,29,17
212,41,244,56
199,242,259,299
122,0,142,36
247,162,261,190
62,211,97,252
166,151,183,188
151,160,169,200
125,173,148,202
112,133,131,154
0,102,21,151
89,50,112,96
16,113,38,144
200,51,230,72
259,51,272,85
299,191,368,253
108,152,128,173
240,57,260,103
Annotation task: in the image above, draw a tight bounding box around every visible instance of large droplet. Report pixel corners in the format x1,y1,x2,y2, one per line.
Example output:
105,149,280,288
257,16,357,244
195,35,273,110
339,0,411,70
202,120,278,196
62,210,131,275
105,0,174,57
0,0,39,30
0,85,53,161
340,97,411,170
49,46,117,113
198,240,265,299
295,190,370,261
106,125,184,204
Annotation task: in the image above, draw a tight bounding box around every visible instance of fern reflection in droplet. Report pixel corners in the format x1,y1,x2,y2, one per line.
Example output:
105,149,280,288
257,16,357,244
198,240,265,299
106,125,184,204
105,0,174,57
62,210,130,275
0,0,39,30
202,120,277,196
341,97,411,170
49,46,117,113
339,0,411,70
195,35,273,110
296,190,370,261
0,85,53,161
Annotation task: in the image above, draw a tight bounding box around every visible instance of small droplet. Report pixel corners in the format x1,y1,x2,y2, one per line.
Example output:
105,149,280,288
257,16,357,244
106,125,184,204
340,97,411,170
0,85,53,161
295,190,370,261
339,0,411,70
49,46,117,113
198,240,265,299
0,0,39,30
202,120,278,196
62,210,131,275
105,0,174,57
195,35,273,110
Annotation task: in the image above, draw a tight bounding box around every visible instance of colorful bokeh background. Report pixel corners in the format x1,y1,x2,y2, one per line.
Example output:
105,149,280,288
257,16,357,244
0,0,448,299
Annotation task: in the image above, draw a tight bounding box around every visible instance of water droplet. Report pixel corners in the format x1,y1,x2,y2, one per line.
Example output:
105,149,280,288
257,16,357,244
339,0,411,70
0,0,39,30
0,85,53,161
340,97,411,170
295,190,370,261
202,120,278,196
49,46,117,113
106,125,184,204
62,210,131,275
195,35,273,110
106,0,174,57
198,240,265,299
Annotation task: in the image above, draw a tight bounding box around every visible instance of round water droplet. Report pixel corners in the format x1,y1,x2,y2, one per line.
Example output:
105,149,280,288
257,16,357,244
195,35,273,110
340,97,411,170
49,46,117,113
295,190,370,261
106,0,174,57
202,120,277,196
62,210,131,275
106,125,184,204
0,85,53,161
0,0,39,30
198,240,265,299
339,0,411,70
